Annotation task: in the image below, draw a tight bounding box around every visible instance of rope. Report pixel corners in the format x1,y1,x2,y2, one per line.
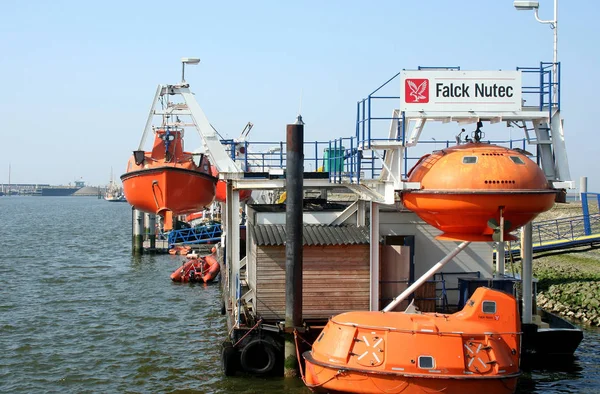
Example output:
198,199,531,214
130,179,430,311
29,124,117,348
293,329,307,384
232,318,262,348
294,329,343,390
151,182,161,210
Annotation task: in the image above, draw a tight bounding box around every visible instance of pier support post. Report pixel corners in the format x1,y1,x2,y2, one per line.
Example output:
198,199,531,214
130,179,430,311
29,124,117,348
357,199,366,226
496,241,505,276
521,223,533,324
231,188,241,324
284,116,304,378
132,208,144,255
145,213,156,250
580,176,587,201
369,201,380,311
226,182,235,305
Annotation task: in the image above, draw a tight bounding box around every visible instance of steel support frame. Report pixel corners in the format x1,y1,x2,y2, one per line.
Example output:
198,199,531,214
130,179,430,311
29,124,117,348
369,201,380,311
226,182,241,312
521,223,534,324
550,110,572,186
137,83,243,180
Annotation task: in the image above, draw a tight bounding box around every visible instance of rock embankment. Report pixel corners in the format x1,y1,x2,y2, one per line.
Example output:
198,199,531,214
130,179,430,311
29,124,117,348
534,247,600,326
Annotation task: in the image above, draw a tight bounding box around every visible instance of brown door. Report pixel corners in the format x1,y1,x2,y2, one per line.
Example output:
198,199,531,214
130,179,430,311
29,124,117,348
379,236,414,311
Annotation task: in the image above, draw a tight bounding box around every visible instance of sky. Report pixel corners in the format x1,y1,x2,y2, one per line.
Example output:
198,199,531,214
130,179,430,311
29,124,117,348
1,0,599,191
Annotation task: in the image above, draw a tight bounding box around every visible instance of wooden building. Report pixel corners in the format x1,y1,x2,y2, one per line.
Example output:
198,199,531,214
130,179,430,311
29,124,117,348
248,223,370,321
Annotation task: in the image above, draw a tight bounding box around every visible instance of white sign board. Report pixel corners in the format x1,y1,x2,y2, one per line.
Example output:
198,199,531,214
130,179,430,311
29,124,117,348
400,70,522,112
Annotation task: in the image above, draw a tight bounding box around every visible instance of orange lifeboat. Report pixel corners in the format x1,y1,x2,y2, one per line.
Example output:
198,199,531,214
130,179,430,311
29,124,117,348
401,140,556,242
211,165,252,203
121,127,217,217
216,180,252,203
303,287,521,394
185,211,204,222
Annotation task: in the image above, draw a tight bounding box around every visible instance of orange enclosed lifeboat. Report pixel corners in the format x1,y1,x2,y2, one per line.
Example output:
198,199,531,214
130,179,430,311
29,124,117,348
211,165,252,203
303,287,521,394
401,140,556,242
121,127,217,217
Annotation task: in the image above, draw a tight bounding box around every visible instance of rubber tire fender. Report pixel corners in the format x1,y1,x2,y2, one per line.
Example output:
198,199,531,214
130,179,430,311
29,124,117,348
239,339,277,375
221,341,239,377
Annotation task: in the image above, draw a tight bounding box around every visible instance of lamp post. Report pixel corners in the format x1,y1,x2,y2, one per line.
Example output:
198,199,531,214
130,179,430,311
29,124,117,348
514,0,559,108
181,57,201,83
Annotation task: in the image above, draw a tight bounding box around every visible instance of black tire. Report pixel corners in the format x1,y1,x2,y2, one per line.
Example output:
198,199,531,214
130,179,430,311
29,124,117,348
221,341,238,376
239,339,277,375
220,300,226,315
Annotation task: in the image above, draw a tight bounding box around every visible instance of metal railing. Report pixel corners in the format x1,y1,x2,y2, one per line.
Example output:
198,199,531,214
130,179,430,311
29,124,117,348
166,223,222,247
216,63,556,186
508,192,600,251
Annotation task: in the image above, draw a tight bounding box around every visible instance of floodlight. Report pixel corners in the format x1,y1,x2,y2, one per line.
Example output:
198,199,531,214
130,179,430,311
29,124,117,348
514,1,539,10
181,57,201,64
181,57,201,82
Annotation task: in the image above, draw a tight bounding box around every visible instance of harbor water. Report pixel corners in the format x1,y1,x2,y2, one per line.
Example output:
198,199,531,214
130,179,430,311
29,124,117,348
1,197,599,393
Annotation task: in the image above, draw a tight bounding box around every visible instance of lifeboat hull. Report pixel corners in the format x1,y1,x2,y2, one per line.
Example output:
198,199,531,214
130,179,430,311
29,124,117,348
401,142,557,241
121,166,217,215
401,190,556,241
303,287,521,394
304,354,518,394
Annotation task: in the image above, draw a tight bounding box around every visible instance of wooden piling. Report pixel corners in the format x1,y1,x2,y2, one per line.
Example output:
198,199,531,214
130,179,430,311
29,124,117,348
132,208,144,255
284,116,304,378
145,213,156,249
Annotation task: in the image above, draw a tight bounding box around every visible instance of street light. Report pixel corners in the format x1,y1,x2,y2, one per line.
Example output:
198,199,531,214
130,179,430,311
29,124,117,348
181,57,201,83
514,0,558,108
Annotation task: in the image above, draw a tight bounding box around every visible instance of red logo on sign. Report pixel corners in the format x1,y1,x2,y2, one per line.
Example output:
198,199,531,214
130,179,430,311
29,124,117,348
405,79,429,103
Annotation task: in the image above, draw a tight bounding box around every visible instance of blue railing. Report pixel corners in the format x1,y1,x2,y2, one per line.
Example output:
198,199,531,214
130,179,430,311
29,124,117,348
517,61,560,115
507,192,600,252
581,192,600,236
167,223,222,247
217,63,556,186
220,136,537,186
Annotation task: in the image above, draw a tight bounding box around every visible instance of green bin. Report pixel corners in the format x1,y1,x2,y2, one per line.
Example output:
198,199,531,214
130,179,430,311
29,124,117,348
323,147,345,172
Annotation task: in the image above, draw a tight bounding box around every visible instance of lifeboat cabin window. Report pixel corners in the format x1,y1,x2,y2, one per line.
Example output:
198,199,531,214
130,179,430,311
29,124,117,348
510,156,525,165
482,301,497,314
463,156,478,164
418,355,435,369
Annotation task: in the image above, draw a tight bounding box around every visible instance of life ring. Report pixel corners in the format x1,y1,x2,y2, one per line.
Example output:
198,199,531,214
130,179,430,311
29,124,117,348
221,341,239,376
240,339,277,375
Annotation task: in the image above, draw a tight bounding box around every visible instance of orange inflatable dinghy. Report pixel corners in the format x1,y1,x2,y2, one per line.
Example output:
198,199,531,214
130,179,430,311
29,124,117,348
170,254,220,283
200,254,220,282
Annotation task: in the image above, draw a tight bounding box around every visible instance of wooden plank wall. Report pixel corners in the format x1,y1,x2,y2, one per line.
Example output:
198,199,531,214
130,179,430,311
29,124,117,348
255,244,370,321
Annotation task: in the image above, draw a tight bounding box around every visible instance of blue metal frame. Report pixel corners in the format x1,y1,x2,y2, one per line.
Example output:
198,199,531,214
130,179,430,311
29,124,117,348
506,193,600,253
167,223,222,247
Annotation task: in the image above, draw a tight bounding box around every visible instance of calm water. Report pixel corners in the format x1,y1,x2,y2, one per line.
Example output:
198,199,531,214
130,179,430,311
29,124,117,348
0,197,598,393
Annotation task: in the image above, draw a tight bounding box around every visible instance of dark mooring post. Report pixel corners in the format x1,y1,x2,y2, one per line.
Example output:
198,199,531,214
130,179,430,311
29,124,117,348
132,207,144,255
284,115,304,378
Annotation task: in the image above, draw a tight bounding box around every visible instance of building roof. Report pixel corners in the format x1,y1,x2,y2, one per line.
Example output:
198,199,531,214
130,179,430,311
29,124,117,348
251,224,370,246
